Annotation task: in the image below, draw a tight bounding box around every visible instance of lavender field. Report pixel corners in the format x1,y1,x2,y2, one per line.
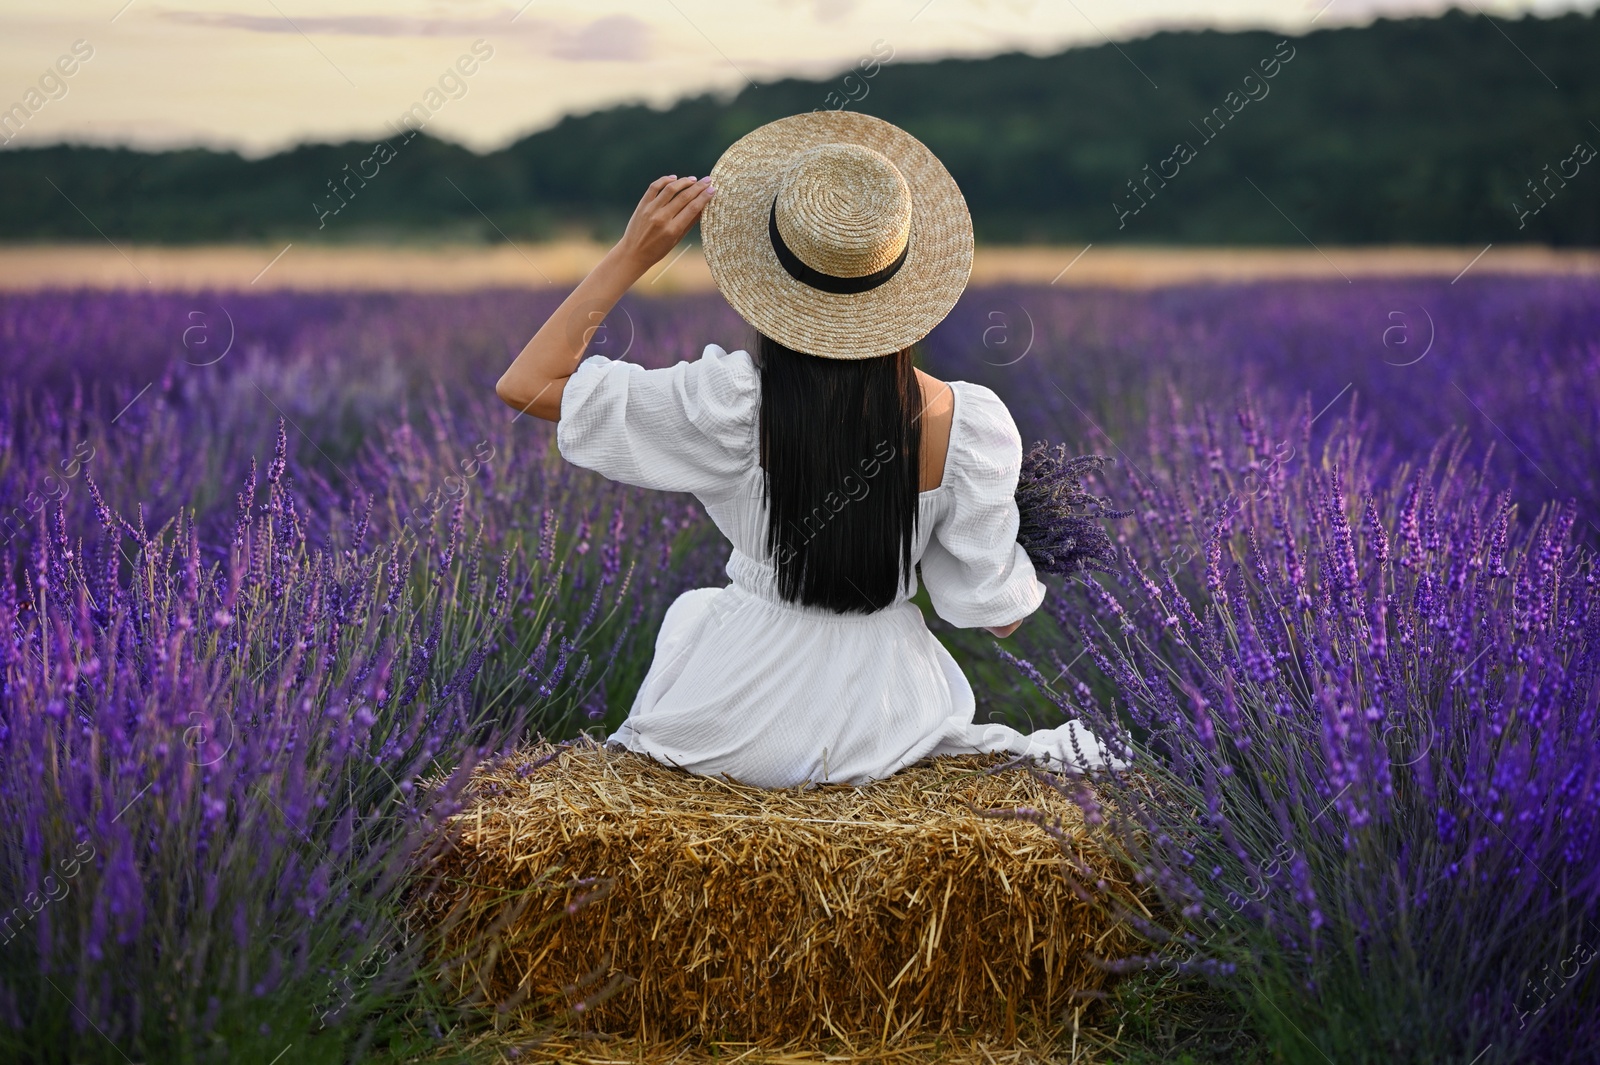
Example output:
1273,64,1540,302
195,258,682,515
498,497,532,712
1,279,1596,1063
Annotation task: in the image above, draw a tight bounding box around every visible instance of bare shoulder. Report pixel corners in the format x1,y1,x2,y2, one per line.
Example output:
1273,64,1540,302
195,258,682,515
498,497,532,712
913,367,953,413
914,367,954,492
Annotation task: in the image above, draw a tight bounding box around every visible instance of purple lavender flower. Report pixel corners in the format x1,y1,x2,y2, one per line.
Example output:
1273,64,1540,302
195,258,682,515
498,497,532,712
1013,446,1130,578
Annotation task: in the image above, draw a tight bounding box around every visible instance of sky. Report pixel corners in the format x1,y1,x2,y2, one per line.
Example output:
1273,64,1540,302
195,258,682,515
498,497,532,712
0,0,1594,157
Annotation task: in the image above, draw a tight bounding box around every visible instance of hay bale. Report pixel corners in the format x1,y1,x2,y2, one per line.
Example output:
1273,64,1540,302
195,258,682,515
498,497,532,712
410,737,1144,1044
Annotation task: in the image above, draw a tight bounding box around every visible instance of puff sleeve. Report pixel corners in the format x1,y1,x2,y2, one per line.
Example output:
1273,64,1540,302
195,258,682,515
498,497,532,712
918,383,1047,629
556,343,759,498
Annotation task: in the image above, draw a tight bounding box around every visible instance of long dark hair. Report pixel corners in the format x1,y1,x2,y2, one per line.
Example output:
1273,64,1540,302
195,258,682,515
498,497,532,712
755,330,923,614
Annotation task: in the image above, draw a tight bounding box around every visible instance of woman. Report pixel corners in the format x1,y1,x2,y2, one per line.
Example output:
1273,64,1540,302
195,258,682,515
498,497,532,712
495,111,1125,788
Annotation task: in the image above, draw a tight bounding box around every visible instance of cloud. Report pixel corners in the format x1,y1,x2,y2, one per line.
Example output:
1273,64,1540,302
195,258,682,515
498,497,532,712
152,7,653,61
551,15,652,61
155,11,498,36
567,0,858,27
809,0,863,21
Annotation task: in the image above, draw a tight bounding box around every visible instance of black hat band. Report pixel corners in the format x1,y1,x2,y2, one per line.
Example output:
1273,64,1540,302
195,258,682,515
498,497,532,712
768,194,910,295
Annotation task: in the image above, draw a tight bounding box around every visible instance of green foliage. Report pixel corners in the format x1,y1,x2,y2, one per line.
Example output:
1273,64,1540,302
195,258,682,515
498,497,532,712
1094,969,1270,1064
4,10,1598,244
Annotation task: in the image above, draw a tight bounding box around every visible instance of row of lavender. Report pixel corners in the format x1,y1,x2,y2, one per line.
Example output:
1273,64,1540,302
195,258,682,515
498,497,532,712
930,276,1600,535
1006,400,1597,1063
0,280,1595,1061
6,280,1594,548
0,290,733,1061
955,281,1598,1061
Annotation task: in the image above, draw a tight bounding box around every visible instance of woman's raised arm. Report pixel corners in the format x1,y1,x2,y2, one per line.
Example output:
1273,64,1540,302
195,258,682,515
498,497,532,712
495,174,716,421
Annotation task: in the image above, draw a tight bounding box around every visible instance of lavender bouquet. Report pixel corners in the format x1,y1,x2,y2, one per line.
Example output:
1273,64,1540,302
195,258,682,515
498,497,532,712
1014,444,1129,579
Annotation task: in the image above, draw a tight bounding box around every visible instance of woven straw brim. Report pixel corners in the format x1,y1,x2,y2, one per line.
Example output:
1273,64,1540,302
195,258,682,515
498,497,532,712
700,111,974,360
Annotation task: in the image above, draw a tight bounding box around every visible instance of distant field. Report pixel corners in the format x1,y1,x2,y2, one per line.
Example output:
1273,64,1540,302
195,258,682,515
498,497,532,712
2,241,1598,291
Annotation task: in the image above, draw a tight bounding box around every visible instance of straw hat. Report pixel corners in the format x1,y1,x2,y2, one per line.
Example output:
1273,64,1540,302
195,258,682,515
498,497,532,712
699,110,974,360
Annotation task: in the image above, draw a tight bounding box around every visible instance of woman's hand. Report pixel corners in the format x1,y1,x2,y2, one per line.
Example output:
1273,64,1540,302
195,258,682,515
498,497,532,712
615,175,716,271
495,174,714,422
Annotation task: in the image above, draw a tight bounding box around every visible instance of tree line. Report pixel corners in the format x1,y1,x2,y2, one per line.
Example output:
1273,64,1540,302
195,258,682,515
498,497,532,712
1,8,1596,245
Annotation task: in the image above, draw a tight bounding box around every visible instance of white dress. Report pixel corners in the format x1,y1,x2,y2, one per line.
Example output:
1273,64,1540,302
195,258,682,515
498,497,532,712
556,342,1126,789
